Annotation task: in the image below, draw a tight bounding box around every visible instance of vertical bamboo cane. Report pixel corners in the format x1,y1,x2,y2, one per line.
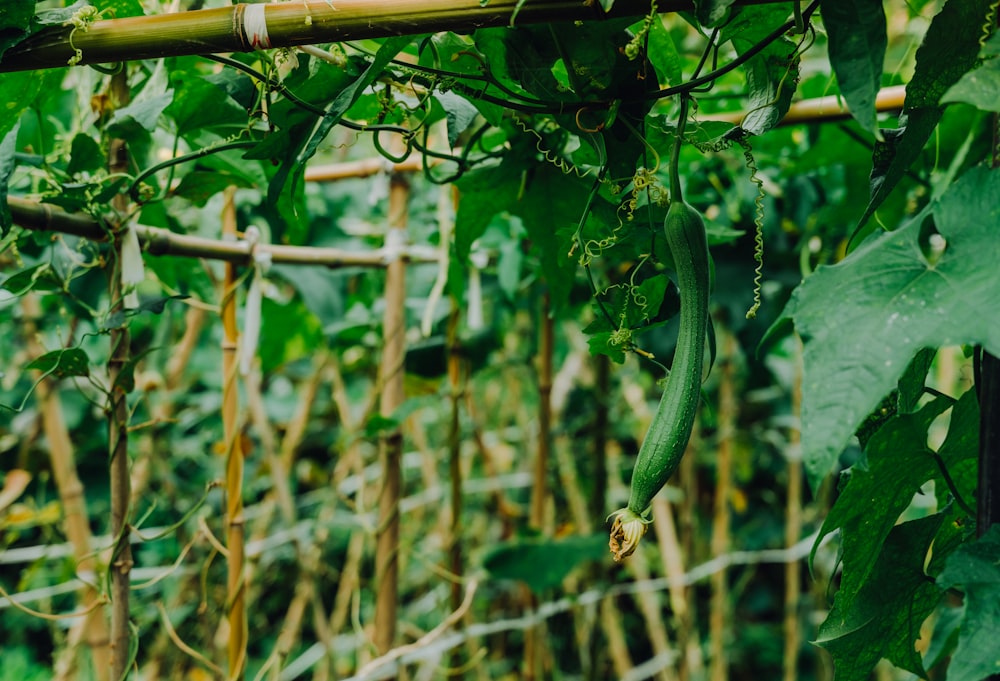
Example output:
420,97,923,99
373,163,409,657
783,336,804,681
221,186,247,680
524,293,553,680
22,296,111,680
446,301,466,675
107,69,134,681
709,331,736,681
531,293,553,529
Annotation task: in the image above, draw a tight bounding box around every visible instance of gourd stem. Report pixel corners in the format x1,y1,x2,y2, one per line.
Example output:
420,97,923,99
669,95,690,202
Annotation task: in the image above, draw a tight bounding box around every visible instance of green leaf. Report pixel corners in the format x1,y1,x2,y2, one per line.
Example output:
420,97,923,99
482,534,608,593
433,90,479,147
452,155,523,277
0,262,58,295
65,133,105,176
723,5,800,136
26,348,90,379
0,121,18,236
856,0,994,234
512,166,587,310
935,388,979,510
172,170,254,208
94,0,143,18
776,165,1000,486
0,0,34,60
815,510,963,680
693,0,737,27
266,35,411,221
165,75,248,136
811,398,949,611
587,331,628,364
942,32,1000,112
106,91,173,139
645,15,682,87
937,525,1000,681
819,0,886,139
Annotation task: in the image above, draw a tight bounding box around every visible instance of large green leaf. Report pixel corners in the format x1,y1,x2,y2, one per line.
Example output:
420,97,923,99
774,164,1000,486
937,525,1000,681
819,0,886,139
856,0,994,236
811,397,950,612
942,32,1000,112
815,510,963,681
482,534,607,594
512,166,589,310
0,122,18,235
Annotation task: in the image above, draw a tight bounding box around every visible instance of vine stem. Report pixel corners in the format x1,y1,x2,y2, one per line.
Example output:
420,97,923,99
669,95,691,203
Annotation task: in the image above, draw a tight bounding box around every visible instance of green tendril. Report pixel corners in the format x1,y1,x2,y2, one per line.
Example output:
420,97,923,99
739,139,765,320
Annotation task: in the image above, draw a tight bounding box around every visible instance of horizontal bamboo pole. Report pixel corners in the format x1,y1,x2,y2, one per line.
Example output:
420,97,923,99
304,156,426,183
709,85,907,126
0,0,789,73
7,197,437,268
0,0,628,72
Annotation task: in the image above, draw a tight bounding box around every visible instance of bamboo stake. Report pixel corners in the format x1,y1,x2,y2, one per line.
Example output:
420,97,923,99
446,300,466,675
708,85,906,127
107,69,134,681
0,0,704,73
220,186,248,680
523,293,554,681
7,197,438,268
709,331,737,681
22,295,111,681
373,156,410,658
783,336,804,681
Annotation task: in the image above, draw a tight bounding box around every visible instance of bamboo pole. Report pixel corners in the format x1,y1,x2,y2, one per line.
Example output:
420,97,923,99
6,197,437,268
22,295,111,681
107,69,134,681
708,331,737,681
373,154,410,658
0,0,751,73
523,293,554,681
708,85,906,127
220,186,248,680
783,336,804,681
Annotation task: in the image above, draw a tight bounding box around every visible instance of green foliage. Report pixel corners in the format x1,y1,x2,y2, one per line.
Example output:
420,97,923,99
815,508,965,680
0,3,996,680
819,0,886,139
482,534,608,593
937,525,1000,681
772,165,1000,486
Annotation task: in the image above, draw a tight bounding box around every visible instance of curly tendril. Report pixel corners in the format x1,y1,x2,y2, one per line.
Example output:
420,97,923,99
738,138,765,320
